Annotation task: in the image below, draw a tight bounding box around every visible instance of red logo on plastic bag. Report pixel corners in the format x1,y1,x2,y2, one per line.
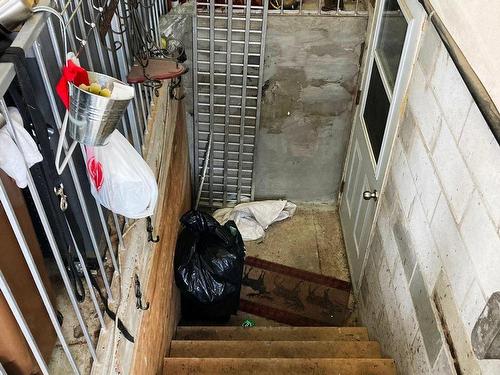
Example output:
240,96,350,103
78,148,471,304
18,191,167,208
87,156,104,191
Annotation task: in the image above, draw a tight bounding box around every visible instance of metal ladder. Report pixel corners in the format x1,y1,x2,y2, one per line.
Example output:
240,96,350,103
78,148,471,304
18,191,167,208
193,0,269,208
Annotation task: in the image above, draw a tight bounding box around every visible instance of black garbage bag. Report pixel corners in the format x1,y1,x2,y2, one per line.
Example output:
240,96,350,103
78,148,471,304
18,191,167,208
174,210,245,322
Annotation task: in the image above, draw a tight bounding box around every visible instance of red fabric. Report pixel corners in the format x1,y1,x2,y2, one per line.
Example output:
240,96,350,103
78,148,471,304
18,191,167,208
56,60,90,109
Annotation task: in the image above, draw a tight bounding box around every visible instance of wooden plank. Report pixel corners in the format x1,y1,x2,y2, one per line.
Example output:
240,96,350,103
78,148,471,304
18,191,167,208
163,358,397,375
170,340,382,358
175,326,369,341
92,84,172,375
131,93,191,375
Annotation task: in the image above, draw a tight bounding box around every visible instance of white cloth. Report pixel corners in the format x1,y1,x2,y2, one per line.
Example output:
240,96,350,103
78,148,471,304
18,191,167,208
213,200,297,241
111,81,135,100
0,107,43,188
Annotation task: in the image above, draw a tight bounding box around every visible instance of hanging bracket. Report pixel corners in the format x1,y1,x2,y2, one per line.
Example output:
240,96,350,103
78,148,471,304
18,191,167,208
134,274,149,310
146,216,159,243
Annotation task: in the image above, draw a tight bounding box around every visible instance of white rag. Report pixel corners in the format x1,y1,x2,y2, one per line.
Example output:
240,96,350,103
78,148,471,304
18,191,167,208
0,107,43,188
213,200,297,241
111,81,135,100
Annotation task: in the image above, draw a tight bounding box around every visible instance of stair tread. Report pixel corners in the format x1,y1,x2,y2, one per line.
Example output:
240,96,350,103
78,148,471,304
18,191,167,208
170,340,382,358
175,326,369,341
163,358,396,375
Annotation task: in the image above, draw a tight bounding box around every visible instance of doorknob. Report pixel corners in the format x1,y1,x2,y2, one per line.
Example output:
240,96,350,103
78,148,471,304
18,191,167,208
363,190,378,201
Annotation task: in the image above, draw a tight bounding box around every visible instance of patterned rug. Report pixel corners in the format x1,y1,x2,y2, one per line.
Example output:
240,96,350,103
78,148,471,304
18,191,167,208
240,256,352,326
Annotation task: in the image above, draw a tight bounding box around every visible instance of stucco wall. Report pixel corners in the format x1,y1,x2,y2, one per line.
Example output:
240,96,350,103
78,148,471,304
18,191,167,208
254,16,367,201
358,19,500,374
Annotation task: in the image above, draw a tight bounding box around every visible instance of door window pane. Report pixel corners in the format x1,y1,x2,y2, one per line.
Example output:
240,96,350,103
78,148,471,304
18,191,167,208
363,63,389,161
375,0,408,91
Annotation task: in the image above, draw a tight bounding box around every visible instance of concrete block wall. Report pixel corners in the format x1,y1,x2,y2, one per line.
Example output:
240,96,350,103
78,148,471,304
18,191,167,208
358,19,500,374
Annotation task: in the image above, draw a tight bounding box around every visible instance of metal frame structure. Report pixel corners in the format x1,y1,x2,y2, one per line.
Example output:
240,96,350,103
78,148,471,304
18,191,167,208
193,0,269,208
0,265,50,374
0,0,166,372
192,0,366,209
268,0,367,16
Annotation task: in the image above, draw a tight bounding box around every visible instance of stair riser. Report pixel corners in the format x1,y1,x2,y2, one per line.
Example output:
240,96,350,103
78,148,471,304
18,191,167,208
175,327,369,341
170,341,382,358
163,358,397,375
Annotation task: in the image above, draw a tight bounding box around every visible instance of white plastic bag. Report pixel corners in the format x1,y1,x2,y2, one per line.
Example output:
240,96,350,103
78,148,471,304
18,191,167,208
213,200,297,241
85,130,158,218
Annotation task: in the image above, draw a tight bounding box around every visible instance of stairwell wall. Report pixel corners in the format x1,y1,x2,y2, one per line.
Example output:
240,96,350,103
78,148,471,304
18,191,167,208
254,16,367,202
357,18,500,375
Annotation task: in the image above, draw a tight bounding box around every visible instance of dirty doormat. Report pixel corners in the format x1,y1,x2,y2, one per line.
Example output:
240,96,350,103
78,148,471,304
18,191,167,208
240,256,351,326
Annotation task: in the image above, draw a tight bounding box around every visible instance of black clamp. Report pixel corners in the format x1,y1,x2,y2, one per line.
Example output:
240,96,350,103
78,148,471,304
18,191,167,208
146,216,159,243
169,76,185,101
135,274,149,311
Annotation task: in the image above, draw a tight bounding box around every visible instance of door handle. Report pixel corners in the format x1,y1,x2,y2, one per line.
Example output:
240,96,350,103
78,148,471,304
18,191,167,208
363,190,378,201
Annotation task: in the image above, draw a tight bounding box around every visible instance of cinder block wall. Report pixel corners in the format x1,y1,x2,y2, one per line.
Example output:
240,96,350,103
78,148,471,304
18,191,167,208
358,20,500,374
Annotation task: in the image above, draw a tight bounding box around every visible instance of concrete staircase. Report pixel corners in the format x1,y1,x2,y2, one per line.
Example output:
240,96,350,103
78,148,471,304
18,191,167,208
164,326,396,374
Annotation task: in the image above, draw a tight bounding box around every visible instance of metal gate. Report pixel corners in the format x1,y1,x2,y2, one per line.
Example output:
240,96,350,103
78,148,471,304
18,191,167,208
193,0,268,208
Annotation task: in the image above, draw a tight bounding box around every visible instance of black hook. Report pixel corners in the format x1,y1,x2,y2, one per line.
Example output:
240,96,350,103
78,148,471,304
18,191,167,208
146,216,159,243
135,274,149,311
169,76,185,101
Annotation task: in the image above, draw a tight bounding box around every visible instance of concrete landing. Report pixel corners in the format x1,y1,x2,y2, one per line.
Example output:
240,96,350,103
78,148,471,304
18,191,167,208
245,203,350,283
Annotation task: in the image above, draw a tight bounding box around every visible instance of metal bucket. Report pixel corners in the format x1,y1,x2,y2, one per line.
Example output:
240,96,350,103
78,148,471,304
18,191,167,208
0,0,33,32
68,72,132,146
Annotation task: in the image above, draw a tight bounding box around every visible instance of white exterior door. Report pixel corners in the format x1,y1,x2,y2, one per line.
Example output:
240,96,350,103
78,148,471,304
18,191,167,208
340,0,425,288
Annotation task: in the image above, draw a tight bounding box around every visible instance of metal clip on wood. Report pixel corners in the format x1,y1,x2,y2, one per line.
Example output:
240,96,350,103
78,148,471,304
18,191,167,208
146,216,159,243
169,76,185,101
134,274,149,310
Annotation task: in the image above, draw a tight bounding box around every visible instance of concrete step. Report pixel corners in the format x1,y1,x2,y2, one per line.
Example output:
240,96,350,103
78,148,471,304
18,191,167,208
170,340,382,358
175,326,369,341
163,358,396,375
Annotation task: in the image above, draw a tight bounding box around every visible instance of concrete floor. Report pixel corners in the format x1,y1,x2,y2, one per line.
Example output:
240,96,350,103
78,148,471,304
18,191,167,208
47,270,103,375
236,203,355,327
245,203,351,283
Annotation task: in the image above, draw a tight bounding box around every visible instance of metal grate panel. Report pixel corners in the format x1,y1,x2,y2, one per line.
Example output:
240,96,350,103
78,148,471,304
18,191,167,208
193,0,268,208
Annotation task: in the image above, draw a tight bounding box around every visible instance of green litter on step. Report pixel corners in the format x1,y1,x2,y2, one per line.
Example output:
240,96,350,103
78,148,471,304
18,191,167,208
241,319,256,327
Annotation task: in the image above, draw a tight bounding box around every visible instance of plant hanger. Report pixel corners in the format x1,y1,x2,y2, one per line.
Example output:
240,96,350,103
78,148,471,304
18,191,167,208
33,2,134,175
123,0,188,94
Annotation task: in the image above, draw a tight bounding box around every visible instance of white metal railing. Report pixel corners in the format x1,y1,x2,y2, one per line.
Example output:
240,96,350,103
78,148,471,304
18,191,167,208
267,0,367,15
0,272,50,374
0,0,167,373
196,0,367,16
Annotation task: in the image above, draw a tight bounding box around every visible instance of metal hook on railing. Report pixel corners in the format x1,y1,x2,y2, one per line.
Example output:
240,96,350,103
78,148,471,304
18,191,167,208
134,274,149,310
111,23,128,35
146,216,159,243
66,17,87,47
138,0,155,10
90,0,104,13
102,39,123,52
115,9,129,21
63,0,97,54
